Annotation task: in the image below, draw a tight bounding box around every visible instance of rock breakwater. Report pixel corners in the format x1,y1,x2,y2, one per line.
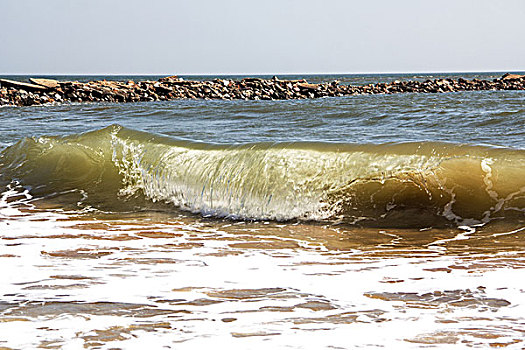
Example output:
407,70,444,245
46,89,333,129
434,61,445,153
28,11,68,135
0,73,524,107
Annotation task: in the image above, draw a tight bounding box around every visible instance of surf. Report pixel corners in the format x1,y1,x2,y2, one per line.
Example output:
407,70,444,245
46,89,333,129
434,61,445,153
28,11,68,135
1,124,524,227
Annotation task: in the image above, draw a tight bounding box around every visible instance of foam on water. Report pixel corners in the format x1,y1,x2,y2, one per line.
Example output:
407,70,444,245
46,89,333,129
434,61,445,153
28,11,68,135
1,125,524,227
0,75,524,348
0,198,524,349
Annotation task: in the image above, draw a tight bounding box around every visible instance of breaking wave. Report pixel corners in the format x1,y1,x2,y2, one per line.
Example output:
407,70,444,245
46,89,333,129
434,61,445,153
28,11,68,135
1,125,524,227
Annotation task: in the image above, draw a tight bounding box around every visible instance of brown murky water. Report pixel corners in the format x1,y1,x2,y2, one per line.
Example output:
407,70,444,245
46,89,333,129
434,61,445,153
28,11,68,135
1,75,524,349
1,198,524,349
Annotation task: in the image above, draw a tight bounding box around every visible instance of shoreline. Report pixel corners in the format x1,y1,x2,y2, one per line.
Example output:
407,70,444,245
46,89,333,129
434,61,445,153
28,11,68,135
0,73,524,107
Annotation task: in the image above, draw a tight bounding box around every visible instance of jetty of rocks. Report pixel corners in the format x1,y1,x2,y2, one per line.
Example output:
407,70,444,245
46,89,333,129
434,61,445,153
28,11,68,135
0,73,524,107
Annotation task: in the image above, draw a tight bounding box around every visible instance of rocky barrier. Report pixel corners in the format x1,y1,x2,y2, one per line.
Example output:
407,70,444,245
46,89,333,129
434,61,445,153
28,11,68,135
0,73,524,107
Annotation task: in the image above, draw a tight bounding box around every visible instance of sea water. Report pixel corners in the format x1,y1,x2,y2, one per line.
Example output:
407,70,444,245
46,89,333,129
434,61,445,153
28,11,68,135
0,73,524,349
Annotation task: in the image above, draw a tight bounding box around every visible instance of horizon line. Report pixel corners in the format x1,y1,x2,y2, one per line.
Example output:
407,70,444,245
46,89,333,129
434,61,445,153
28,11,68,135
1,70,524,76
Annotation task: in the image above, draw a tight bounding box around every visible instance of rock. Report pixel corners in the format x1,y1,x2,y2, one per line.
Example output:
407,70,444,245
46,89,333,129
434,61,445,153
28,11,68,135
296,83,319,91
0,79,48,92
159,75,180,83
501,73,525,80
29,78,59,89
0,74,523,107
155,84,173,94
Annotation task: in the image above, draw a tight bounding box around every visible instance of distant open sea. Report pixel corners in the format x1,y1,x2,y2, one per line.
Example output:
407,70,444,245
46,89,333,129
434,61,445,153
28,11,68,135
0,72,524,349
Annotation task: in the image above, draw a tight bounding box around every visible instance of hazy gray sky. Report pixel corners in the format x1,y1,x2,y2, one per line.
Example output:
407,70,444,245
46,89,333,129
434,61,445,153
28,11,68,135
1,0,524,74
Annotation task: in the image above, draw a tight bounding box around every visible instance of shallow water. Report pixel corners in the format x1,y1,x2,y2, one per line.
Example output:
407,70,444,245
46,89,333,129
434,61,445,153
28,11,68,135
0,73,524,349
1,202,524,349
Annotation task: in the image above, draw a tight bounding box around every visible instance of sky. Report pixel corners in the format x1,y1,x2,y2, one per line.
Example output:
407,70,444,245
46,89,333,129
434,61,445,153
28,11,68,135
1,0,524,75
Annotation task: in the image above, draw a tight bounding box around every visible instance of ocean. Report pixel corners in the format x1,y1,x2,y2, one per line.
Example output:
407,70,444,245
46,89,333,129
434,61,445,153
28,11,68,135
0,73,524,349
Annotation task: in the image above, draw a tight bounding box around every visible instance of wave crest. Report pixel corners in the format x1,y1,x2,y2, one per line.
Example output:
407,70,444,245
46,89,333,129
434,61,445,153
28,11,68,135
1,125,524,227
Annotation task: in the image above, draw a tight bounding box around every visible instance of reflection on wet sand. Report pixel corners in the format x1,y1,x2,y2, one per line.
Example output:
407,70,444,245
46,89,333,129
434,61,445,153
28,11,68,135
0,201,524,348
